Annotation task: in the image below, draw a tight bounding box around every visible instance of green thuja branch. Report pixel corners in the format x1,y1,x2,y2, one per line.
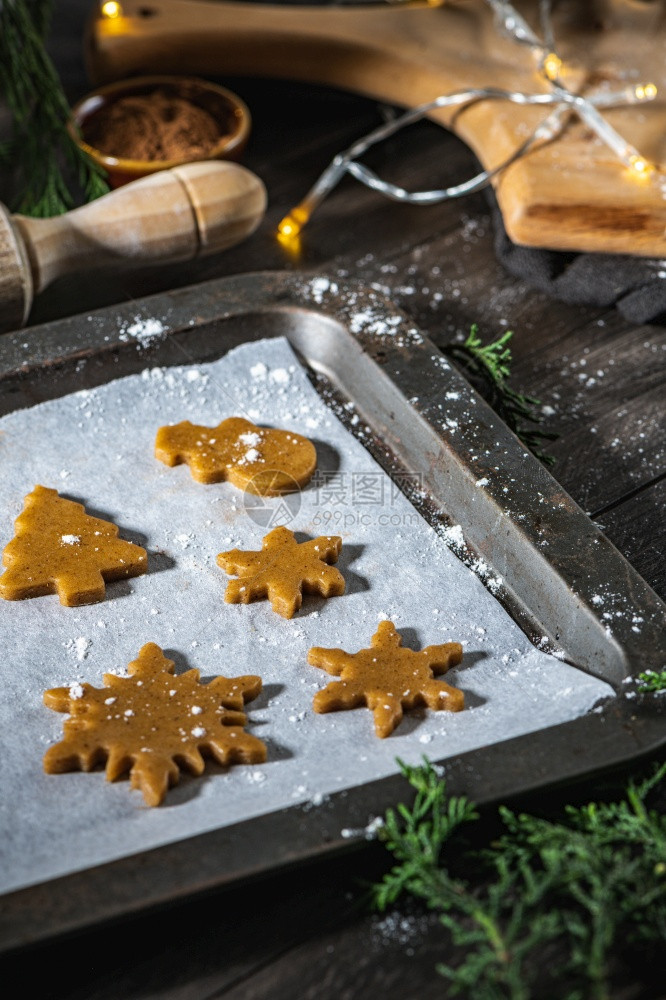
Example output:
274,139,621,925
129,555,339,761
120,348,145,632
373,759,478,911
638,669,666,693
445,325,558,465
373,758,666,1000
0,0,108,216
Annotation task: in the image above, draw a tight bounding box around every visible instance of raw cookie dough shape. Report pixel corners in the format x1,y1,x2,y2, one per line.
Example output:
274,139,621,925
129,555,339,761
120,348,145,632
43,642,267,807
155,416,317,495
309,620,464,737
0,485,148,607
217,526,345,619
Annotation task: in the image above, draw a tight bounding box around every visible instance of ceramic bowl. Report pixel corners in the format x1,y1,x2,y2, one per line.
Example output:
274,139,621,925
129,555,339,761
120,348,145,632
68,75,251,188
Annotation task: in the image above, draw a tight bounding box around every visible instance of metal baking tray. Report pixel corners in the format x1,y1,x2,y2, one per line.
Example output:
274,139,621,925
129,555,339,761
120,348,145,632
0,271,664,953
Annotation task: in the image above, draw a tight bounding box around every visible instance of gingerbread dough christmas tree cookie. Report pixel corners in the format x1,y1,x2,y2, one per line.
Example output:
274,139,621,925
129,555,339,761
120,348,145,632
0,485,147,607
43,642,267,807
155,416,317,495
309,620,464,737
217,526,345,618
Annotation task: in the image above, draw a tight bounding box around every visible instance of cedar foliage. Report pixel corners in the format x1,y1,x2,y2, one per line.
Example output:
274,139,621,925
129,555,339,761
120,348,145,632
445,325,559,465
0,0,108,216
373,758,666,1000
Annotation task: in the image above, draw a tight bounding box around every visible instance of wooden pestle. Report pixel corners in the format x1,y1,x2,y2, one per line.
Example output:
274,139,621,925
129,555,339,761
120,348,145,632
0,160,267,334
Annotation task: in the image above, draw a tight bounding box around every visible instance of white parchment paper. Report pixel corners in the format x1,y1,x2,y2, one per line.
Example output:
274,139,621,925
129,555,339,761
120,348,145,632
0,337,611,895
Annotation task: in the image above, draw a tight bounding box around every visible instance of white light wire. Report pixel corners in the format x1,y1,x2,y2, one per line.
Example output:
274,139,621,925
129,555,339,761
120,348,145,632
278,0,657,235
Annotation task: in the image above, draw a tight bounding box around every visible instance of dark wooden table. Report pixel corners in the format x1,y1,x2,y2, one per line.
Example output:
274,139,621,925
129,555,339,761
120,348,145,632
2,3,665,997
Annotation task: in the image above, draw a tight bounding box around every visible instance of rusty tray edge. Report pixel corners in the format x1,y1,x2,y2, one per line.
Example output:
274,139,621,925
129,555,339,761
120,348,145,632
0,270,664,953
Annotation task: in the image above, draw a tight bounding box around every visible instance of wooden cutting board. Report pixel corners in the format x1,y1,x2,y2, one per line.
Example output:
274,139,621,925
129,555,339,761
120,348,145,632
85,0,666,257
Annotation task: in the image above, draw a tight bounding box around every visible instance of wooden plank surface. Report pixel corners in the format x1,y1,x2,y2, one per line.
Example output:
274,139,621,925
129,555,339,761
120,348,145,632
84,0,666,256
1,4,664,998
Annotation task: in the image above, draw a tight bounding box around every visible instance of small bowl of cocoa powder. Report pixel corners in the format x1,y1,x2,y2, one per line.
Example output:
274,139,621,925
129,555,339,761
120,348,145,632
69,75,251,188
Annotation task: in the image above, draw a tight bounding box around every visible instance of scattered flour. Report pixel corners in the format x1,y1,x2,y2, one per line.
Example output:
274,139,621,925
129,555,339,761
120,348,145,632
65,637,92,661
119,316,166,347
340,815,385,840
238,431,261,447
269,367,291,385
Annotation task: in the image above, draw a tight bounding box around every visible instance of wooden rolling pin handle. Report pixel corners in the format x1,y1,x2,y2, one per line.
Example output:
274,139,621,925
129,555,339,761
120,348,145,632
0,160,267,335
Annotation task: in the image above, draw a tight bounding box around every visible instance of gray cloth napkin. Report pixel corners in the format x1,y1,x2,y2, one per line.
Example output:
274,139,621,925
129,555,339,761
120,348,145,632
489,196,666,325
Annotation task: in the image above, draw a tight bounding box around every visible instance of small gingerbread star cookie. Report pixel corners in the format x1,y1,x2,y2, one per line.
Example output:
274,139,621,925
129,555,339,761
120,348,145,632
309,620,464,737
217,526,345,618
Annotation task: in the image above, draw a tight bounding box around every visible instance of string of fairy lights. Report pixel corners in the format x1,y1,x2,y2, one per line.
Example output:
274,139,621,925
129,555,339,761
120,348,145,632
277,0,659,240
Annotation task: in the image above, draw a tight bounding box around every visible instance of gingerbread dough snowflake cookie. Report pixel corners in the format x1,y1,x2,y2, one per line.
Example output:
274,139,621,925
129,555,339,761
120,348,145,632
43,642,267,806
217,526,345,618
309,620,464,737
155,416,317,495
0,485,147,607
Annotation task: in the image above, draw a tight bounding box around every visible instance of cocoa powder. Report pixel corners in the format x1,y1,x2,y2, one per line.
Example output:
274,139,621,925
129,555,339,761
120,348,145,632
83,88,223,161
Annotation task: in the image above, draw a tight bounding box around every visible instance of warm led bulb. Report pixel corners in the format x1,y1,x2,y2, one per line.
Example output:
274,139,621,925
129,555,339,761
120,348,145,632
278,216,300,238
634,83,658,101
101,1,122,18
277,205,310,239
542,52,562,82
276,214,305,260
628,154,652,176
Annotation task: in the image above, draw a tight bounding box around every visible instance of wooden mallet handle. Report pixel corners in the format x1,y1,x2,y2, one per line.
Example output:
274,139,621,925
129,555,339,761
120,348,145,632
0,160,267,334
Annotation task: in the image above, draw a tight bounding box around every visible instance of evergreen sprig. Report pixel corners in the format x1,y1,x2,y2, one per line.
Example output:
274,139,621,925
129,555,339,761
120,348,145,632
638,669,666,693
373,758,666,1000
0,0,109,216
445,325,558,465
